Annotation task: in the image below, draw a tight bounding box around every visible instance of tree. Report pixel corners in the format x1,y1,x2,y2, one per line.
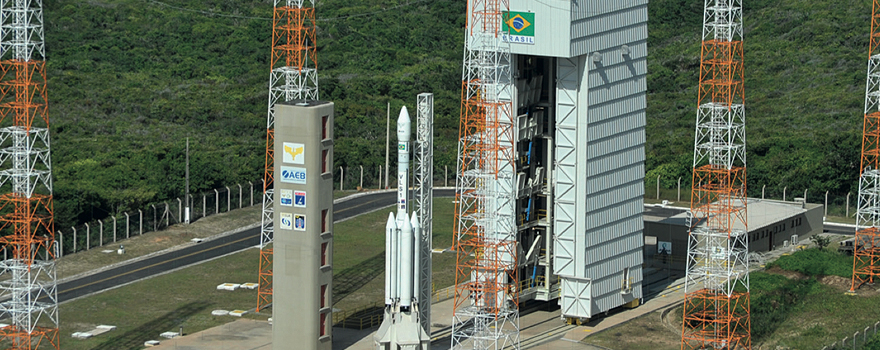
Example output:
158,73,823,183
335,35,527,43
810,235,831,251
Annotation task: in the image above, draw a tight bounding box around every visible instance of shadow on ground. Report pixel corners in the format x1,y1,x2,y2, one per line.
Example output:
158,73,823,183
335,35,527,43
334,252,385,303
93,301,211,350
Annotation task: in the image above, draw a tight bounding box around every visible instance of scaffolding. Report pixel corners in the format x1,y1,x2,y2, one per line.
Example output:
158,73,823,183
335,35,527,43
451,0,519,348
414,93,433,333
852,0,880,292
681,1,751,349
258,0,318,312
0,0,60,347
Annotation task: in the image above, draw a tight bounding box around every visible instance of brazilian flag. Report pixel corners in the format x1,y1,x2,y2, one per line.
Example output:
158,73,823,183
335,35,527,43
502,12,535,37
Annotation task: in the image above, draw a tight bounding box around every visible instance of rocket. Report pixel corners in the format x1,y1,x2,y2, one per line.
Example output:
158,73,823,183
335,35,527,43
375,106,430,349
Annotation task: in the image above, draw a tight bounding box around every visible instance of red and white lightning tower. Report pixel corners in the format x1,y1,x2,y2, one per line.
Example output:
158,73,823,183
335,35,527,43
0,0,60,347
451,0,519,348
851,0,880,293
258,0,318,312
681,0,751,349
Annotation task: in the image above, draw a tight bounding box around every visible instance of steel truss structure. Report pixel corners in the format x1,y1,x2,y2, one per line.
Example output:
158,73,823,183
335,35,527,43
414,93,433,333
0,0,60,348
852,0,880,292
452,0,519,348
258,0,318,312
681,0,751,349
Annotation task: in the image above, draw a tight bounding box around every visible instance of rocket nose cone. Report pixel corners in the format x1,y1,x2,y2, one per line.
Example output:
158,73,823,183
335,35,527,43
386,212,396,229
410,212,420,232
397,106,411,140
400,213,413,232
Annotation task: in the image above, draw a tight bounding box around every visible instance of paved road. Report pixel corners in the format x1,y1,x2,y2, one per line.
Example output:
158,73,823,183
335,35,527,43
55,189,455,303
825,222,855,236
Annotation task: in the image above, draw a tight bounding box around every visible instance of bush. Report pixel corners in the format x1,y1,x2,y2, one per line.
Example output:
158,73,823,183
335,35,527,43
766,248,852,278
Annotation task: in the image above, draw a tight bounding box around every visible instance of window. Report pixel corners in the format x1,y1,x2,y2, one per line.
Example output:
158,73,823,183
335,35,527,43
321,242,329,266
319,312,327,336
320,284,327,308
321,115,329,140
322,209,329,233
322,149,329,173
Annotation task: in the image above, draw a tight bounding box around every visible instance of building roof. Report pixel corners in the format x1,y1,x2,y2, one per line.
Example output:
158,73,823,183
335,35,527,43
647,199,820,231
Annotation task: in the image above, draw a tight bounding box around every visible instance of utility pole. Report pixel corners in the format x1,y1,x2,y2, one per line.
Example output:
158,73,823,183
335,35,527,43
385,101,390,189
185,137,190,224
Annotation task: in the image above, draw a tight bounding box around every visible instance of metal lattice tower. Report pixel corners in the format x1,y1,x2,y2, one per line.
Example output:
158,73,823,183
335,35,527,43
681,0,751,348
0,0,60,347
414,93,433,333
257,0,318,312
851,0,880,292
451,0,519,348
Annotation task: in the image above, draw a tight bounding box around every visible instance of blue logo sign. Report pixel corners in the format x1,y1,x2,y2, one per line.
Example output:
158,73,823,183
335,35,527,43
280,166,307,184
294,214,306,231
280,189,293,206
294,191,306,208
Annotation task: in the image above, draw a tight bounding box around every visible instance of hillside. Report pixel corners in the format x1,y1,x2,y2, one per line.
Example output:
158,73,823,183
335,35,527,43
43,0,869,228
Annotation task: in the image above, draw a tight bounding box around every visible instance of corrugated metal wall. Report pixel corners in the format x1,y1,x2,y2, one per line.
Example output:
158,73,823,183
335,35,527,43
553,0,647,319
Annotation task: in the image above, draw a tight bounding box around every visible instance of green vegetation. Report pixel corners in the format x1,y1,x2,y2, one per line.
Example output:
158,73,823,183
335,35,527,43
44,0,873,229
766,247,853,277
647,0,865,202
44,0,464,229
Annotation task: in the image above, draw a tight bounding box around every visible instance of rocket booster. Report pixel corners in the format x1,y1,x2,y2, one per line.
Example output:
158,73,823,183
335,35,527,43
385,213,395,306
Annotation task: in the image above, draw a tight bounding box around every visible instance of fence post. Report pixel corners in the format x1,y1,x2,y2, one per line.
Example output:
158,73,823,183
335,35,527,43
226,186,230,212
98,220,103,247
762,184,766,199
359,165,363,189
165,202,169,227
113,216,117,243
85,223,90,251
445,166,448,187
677,177,681,202
848,192,852,217
854,332,858,350
249,181,254,206
340,166,344,191
139,209,143,235
152,204,157,231
656,175,660,200
865,327,870,343
125,213,130,239
177,198,182,223
783,186,787,202
825,191,829,217
238,184,243,209
58,231,62,258
804,189,808,203
214,189,219,215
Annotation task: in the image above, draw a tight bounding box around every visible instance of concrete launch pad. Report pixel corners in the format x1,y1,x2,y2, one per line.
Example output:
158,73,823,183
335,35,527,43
148,278,691,350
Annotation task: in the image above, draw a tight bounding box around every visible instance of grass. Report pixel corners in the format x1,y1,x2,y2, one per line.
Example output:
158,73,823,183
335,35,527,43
49,197,456,349
585,248,876,349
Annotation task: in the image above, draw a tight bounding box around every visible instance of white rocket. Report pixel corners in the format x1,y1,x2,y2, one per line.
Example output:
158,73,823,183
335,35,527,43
375,106,430,350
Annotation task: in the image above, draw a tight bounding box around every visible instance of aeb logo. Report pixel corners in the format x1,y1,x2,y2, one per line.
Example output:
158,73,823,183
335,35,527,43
280,166,307,184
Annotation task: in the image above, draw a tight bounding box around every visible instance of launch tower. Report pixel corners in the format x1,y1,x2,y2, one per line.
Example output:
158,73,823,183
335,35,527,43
0,0,60,347
258,0,319,312
681,0,751,348
453,0,648,331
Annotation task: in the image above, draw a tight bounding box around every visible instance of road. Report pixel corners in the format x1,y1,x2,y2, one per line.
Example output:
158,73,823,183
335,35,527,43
53,191,851,303
55,189,455,303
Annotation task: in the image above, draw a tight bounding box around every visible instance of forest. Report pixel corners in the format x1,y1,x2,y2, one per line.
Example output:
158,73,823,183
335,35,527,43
41,0,869,228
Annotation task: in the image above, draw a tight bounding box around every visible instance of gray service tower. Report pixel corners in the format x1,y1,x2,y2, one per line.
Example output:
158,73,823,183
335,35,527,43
272,100,334,350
